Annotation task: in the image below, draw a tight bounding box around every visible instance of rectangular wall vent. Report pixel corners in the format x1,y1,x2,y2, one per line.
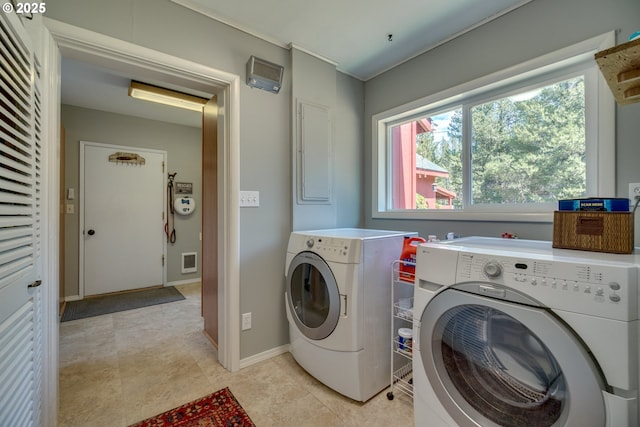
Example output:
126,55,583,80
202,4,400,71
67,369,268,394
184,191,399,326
181,252,197,274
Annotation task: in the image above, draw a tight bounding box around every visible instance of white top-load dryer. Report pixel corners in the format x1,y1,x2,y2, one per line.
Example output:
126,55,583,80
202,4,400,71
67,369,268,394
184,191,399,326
413,237,639,427
285,228,416,402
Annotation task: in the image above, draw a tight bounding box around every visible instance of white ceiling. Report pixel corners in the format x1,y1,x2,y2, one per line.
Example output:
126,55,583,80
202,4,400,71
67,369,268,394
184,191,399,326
61,0,532,127
172,0,531,80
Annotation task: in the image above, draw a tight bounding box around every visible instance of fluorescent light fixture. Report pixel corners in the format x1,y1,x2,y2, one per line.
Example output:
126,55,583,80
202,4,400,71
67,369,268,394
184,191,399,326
128,81,207,112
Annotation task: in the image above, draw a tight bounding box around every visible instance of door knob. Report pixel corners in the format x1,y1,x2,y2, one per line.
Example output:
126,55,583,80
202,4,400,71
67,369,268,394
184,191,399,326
87,229,95,236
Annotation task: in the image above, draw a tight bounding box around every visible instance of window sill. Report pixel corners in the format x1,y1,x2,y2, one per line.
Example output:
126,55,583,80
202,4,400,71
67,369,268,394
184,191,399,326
373,210,554,223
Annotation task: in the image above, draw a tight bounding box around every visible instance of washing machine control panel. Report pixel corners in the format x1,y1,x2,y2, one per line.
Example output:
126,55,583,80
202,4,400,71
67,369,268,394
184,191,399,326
453,252,638,321
419,242,639,321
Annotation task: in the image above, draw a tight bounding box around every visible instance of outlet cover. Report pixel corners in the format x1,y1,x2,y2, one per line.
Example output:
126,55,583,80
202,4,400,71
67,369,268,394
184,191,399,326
629,183,640,206
242,312,252,330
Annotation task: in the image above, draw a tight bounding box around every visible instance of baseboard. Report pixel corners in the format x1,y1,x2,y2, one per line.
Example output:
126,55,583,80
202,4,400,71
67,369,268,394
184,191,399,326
64,295,82,302
239,344,290,369
166,278,201,287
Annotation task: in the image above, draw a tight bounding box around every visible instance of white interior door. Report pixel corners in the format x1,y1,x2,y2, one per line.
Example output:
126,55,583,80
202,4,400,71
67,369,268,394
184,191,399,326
0,10,44,426
82,143,165,296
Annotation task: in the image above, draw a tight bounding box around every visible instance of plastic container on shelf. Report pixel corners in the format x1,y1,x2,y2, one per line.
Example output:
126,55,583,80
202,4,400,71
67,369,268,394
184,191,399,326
398,236,426,282
398,327,413,352
388,260,415,401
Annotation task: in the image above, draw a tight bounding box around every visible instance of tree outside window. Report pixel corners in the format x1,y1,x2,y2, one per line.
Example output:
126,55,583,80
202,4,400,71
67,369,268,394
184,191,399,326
388,77,586,211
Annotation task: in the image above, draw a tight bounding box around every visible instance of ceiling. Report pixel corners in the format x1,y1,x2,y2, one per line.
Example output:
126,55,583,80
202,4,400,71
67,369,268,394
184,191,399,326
61,0,532,127
172,0,531,80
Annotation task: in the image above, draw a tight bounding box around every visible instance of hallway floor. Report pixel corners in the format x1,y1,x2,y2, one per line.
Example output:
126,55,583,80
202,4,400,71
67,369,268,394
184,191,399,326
58,282,414,426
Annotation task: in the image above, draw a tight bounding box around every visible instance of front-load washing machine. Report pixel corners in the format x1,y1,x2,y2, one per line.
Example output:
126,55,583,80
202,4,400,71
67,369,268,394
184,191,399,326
413,237,639,427
285,228,416,402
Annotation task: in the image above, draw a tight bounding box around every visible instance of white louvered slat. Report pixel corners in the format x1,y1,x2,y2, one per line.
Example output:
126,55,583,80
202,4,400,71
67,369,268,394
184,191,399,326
0,216,32,227
0,268,31,296
0,234,31,251
0,164,33,185
0,300,34,423
0,133,34,172
0,59,30,103
0,97,32,137
0,226,31,241
0,7,42,427
0,205,33,216
0,98,32,134
0,192,32,205
0,179,33,197
0,245,33,268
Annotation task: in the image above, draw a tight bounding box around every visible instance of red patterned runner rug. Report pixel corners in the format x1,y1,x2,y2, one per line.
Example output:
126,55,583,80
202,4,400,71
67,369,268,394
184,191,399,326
129,387,256,427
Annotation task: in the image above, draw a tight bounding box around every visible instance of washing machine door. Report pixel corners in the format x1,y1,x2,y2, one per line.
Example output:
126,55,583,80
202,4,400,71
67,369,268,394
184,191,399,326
286,251,340,340
419,287,606,427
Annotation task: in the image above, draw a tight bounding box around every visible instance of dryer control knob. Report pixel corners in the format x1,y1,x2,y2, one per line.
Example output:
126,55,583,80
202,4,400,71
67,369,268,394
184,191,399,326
306,238,315,248
483,261,502,278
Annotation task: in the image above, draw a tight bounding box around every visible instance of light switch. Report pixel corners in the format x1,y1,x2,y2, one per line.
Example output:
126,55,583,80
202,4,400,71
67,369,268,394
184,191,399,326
240,191,260,207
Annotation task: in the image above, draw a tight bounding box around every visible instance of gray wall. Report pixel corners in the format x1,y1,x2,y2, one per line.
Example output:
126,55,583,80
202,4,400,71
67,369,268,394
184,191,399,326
335,72,365,228
290,48,338,231
46,0,365,360
364,0,640,241
61,105,202,296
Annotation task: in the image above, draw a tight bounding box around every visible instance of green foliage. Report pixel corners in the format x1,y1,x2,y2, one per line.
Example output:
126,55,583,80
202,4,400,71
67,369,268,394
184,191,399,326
416,77,586,207
416,193,429,209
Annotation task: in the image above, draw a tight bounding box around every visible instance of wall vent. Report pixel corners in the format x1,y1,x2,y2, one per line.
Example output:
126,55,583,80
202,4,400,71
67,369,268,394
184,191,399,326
181,252,197,274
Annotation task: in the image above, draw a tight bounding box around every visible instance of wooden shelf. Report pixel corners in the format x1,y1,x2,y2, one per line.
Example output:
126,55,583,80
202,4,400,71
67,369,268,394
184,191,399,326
595,38,640,105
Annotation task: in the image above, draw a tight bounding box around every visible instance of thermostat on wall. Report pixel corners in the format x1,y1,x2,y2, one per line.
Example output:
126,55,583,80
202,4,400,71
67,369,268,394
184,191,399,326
174,197,195,215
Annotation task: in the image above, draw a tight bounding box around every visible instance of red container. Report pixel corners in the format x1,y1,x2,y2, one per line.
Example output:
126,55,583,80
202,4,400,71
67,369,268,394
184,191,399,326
399,236,426,282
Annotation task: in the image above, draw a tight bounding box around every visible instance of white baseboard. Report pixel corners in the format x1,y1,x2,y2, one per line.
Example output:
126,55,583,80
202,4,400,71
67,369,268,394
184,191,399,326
239,344,290,369
64,295,82,302
167,278,201,287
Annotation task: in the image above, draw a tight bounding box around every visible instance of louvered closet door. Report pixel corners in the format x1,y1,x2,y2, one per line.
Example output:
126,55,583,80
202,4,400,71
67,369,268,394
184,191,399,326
0,10,43,427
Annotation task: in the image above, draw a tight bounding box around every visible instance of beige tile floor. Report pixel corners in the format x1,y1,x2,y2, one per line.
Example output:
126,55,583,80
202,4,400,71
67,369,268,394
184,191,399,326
58,282,414,426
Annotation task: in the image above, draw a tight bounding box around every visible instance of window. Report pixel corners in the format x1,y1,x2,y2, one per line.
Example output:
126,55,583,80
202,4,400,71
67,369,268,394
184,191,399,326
373,33,615,222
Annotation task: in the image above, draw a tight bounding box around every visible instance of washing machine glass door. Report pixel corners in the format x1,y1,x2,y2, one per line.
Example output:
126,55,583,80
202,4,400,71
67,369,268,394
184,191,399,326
419,288,606,427
287,251,340,340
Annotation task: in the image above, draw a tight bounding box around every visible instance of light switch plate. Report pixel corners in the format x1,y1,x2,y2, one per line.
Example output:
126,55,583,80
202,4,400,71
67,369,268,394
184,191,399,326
240,191,260,207
242,312,252,330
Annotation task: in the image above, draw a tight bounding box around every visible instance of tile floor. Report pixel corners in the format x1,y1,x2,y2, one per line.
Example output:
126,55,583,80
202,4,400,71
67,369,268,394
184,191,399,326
58,282,414,426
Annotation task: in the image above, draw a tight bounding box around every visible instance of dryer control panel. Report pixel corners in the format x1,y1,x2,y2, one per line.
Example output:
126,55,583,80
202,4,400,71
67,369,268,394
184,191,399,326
297,235,361,263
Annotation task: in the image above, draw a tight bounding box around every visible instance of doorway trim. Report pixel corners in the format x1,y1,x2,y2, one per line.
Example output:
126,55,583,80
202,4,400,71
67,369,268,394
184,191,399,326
43,18,241,372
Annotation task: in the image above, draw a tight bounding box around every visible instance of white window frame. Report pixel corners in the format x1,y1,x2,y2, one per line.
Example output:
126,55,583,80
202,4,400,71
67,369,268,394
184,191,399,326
372,32,615,222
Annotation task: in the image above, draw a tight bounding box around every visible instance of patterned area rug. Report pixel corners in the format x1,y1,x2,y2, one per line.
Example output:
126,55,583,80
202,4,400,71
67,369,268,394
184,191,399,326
129,387,255,427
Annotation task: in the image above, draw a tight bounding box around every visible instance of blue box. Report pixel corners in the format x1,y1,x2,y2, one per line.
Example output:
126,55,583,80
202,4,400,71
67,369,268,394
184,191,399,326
558,198,629,212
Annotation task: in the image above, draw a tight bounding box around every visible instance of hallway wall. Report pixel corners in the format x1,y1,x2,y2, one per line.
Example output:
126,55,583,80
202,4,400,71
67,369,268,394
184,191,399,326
61,105,202,297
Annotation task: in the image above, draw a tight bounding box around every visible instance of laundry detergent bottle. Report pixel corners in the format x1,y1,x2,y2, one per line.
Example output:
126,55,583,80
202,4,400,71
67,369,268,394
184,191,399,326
399,236,426,282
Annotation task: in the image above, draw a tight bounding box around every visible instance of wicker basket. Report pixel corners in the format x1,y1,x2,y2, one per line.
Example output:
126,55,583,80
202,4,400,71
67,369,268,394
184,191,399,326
552,211,634,254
